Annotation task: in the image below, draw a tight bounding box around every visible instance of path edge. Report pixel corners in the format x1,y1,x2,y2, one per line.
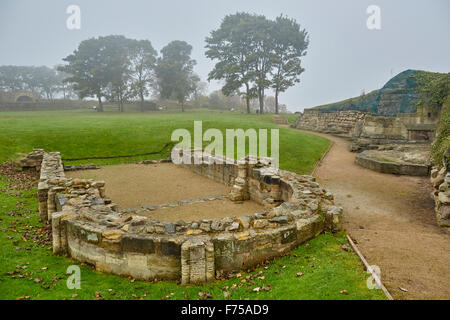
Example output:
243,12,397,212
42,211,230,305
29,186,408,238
311,138,334,176
346,234,394,300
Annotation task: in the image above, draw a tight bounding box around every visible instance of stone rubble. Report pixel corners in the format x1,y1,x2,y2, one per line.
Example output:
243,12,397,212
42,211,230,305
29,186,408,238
15,148,45,171
122,194,227,214
430,166,450,231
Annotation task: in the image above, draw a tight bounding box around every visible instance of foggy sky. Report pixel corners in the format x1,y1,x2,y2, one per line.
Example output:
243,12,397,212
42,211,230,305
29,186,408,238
0,0,449,111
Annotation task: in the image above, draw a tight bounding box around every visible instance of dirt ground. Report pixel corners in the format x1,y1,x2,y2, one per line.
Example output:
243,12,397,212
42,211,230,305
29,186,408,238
300,130,450,300
133,198,264,222
66,163,264,220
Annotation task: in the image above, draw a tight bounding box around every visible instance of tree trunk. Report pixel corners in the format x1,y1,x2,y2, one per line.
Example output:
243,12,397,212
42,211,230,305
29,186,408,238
275,89,279,114
140,91,145,112
119,94,124,112
181,101,184,112
258,87,264,115
97,95,103,112
245,83,250,114
246,96,250,114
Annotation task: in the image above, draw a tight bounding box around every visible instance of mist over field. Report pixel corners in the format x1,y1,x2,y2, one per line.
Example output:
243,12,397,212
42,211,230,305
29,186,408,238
1,0,449,111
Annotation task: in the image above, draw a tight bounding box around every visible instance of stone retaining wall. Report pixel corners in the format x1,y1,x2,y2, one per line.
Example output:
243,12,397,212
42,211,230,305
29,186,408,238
20,149,342,284
293,109,437,151
293,109,365,138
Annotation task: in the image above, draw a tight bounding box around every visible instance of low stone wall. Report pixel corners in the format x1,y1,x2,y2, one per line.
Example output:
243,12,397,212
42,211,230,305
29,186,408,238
430,167,450,231
0,100,92,112
19,149,342,284
355,150,430,176
176,149,285,207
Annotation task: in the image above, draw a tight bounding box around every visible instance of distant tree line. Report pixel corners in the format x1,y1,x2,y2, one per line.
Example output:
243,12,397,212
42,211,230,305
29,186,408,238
0,12,308,113
0,65,76,100
205,13,308,114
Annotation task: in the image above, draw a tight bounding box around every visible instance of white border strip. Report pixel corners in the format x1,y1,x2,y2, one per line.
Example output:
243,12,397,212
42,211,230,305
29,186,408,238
346,234,394,300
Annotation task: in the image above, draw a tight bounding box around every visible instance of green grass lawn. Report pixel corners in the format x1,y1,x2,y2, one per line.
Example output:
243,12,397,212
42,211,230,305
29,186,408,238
280,113,300,125
0,110,326,174
0,109,386,300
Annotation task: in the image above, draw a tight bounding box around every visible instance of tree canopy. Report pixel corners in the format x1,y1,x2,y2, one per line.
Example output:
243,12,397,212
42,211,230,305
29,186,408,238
155,40,197,111
60,35,129,111
59,35,158,112
0,65,70,100
206,13,308,114
128,39,157,111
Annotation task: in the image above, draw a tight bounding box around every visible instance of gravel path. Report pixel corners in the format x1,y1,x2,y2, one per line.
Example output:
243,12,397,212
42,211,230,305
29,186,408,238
300,130,450,300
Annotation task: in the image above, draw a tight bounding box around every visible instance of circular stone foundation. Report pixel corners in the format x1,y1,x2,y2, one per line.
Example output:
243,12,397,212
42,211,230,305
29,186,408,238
24,148,343,285
66,163,265,221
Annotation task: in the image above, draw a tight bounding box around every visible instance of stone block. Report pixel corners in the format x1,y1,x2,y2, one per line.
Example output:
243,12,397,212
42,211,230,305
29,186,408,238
159,239,181,257
121,234,155,254
181,240,215,285
438,192,450,204
253,219,269,229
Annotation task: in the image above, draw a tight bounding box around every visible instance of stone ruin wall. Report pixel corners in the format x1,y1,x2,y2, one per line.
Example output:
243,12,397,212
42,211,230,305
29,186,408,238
356,115,410,147
293,109,366,138
17,149,343,284
430,167,450,231
293,108,438,149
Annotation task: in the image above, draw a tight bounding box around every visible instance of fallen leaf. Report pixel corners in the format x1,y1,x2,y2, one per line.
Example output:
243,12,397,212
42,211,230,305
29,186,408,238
198,291,213,300
94,291,104,300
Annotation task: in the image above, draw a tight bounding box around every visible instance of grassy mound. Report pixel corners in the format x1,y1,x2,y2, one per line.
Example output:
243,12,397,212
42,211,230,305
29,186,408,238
311,70,449,117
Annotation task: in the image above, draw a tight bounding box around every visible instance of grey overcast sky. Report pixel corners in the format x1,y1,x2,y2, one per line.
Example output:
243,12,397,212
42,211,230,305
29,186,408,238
0,0,449,111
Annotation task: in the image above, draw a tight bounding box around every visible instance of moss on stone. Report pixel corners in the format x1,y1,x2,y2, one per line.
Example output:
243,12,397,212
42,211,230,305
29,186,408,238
431,96,450,165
